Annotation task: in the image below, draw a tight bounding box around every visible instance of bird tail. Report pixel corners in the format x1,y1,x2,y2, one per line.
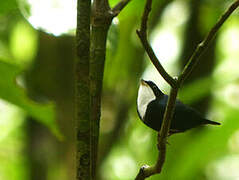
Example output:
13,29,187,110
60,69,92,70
203,119,221,125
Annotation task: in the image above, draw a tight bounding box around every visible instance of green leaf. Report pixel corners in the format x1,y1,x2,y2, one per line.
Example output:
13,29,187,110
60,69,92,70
0,60,62,139
0,0,17,15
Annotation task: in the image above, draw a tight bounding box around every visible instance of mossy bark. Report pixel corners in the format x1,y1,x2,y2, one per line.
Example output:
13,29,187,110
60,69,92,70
76,0,91,179
90,1,112,178
76,0,113,179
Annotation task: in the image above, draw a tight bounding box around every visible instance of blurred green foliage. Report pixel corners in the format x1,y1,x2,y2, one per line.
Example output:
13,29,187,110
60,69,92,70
0,0,239,180
0,60,61,138
10,21,38,66
0,0,17,15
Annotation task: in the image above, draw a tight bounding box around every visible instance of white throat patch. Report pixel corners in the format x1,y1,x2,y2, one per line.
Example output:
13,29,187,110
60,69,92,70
137,83,155,120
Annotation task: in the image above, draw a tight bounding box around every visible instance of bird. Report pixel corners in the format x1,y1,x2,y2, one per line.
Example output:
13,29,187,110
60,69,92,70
137,79,220,135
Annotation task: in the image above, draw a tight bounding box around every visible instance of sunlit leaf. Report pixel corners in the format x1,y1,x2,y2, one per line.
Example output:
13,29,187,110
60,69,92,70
0,60,62,139
10,21,38,66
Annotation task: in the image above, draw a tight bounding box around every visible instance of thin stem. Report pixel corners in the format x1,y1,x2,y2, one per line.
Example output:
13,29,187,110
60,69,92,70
136,0,177,88
135,88,178,179
136,31,177,88
112,0,132,16
156,87,178,171
178,0,239,86
135,0,239,179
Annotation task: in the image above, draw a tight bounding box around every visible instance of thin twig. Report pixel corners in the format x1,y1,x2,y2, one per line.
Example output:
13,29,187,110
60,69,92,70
135,0,239,179
135,0,177,178
178,0,239,86
136,0,177,88
112,0,132,16
135,88,178,180
156,87,178,170
140,0,152,32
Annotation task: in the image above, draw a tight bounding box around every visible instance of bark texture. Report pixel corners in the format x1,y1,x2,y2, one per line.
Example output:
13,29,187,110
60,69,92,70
76,0,91,179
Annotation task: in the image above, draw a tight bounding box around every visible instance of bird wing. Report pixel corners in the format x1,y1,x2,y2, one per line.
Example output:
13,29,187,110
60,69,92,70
172,100,206,131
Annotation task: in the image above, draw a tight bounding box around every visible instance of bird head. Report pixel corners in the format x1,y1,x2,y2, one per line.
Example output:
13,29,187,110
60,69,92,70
139,79,164,98
137,79,164,120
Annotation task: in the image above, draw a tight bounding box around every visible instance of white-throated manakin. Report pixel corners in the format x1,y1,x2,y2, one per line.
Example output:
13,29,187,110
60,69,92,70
137,79,220,135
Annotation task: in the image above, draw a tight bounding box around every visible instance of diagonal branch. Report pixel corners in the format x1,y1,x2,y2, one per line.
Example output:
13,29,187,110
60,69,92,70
178,0,239,86
135,0,177,178
112,0,132,17
136,0,177,88
135,0,239,179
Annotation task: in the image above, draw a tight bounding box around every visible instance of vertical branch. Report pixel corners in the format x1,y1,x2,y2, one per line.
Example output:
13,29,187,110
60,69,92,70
76,0,91,179
89,0,133,178
89,26,110,180
72,0,132,178
76,0,132,179
90,1,112,179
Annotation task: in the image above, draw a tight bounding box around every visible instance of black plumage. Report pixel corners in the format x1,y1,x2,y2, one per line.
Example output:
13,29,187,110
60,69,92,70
137,79,220,134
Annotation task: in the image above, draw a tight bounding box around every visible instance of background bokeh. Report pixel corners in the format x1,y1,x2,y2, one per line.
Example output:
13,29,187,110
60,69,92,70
0,0,239,179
